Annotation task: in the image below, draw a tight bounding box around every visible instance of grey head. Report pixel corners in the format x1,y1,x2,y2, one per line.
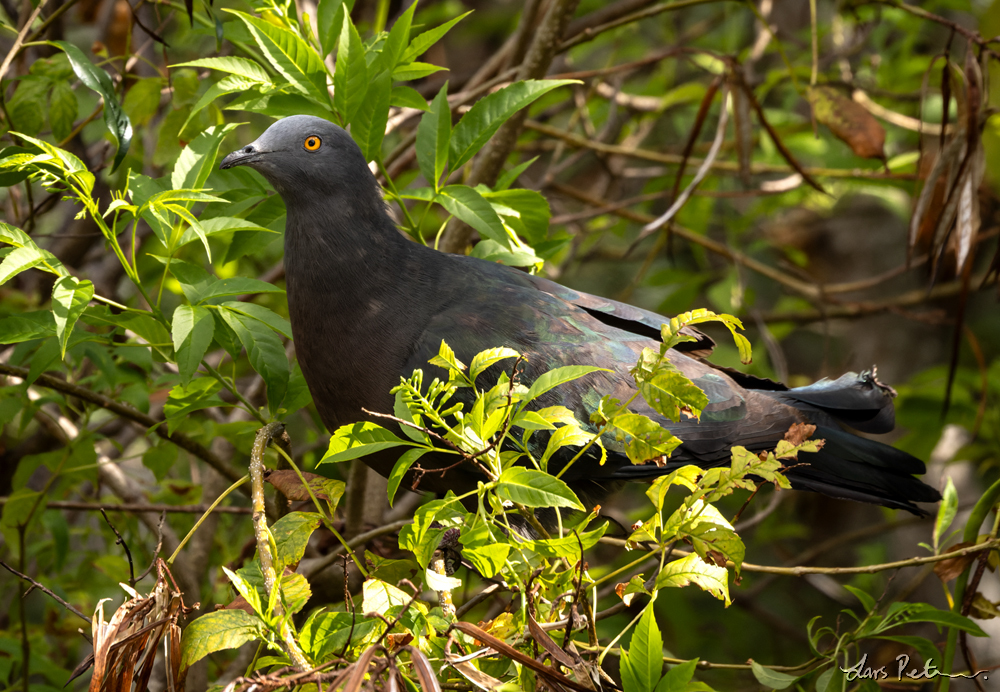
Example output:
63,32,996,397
219,115,381,208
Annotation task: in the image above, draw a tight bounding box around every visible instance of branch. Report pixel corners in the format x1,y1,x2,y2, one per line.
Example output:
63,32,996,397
438,0,582,253
0,498,252,514
0,363,246,485
759,272,997,323
559,0,736,52
550,181,821,299
527,120,915,181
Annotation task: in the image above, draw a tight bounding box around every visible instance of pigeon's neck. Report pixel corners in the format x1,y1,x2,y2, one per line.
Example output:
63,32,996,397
282,197,441,431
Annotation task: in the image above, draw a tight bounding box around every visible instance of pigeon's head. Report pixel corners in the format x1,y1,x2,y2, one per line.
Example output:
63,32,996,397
220,115,375,201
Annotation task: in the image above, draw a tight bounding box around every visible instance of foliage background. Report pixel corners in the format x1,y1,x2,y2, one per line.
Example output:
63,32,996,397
0,0,999,689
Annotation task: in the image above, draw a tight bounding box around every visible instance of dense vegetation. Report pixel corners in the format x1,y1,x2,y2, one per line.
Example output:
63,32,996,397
1,0,999,690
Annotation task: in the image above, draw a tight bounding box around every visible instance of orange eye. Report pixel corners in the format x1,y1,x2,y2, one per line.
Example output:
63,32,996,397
304,136,322,151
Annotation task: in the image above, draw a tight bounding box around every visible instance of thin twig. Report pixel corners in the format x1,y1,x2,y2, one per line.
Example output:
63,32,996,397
100,509,136,586
0,561,90,623
0,498,253,514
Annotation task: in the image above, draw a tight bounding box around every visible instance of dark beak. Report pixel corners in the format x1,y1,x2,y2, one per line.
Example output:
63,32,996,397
220,144,261,170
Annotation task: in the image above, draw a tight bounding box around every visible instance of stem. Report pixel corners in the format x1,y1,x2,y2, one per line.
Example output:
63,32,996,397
202,361,268,424
809,0,818,86
18,527,29,692
271,444,370,578
939,478,1000,691
249,423,311,671
167,476,249,564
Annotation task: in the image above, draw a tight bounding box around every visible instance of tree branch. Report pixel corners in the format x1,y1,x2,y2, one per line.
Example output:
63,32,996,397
0,363,246,485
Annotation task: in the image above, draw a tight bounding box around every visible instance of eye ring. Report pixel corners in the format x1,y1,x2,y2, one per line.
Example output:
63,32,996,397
304,136,322,151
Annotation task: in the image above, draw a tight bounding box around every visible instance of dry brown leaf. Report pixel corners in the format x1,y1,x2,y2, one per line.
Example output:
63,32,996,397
265,469,343,503
807,85,886,160
933,541,979,582
784,423,816,446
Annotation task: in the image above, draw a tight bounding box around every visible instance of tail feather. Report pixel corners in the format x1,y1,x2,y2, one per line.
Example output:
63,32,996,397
784,427,940,514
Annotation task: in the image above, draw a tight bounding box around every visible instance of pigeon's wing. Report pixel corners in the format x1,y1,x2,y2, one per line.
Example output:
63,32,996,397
521,272,716,357
399,255,938,513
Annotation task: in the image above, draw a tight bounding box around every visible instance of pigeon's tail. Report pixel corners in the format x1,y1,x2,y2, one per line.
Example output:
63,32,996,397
779,426,940,514
771,369,940,514
609,369,941,514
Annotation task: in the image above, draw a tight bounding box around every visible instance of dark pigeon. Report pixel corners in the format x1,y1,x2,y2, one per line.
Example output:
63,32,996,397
220,115,941,514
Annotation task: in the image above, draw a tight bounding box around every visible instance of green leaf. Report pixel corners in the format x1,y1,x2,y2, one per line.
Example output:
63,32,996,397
894,603,987,637
350,69,391,161
48,80,78,142
654,554,730,605
122,76,164,127
0,311,55,344
171,305,214,383
482,188,551,243
496,156,538,191
449,79,576,171
392,61,447,81
177,215,278,248
390,85,429,111
333,12,368,122
171,123,241,197
387,447,430,506
656,659,698,692
612,413,681,465
164,378,226,431
227,11,330,107
10,133,92,192
933,476,958,550
317,0,347,58
185,75,262,130
495,467,583,510
363,577,420,616
188,277,284,304
271,512,323,567
180,609,261,671
842,585,875,612
8,77,47,136
300,612,376,660
459,520,509,578
172,56,272,83
51,276,93,359
813,667,837,692
540,424,594,469
416,84,451,190
749,661,797,690
523,523,608,559
621,604,663,692
469,346,519,381
320,422,409,464
437,184,509,247
49,41,132,172
398,496,463,568
635,368,708,422
375,0,415,73
0,245,66,285
400,11,471,63
523,365,608,405
218,301,292,338
219,308,290,415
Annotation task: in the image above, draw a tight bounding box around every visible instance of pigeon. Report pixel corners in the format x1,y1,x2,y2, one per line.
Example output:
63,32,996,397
220,115,940,514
